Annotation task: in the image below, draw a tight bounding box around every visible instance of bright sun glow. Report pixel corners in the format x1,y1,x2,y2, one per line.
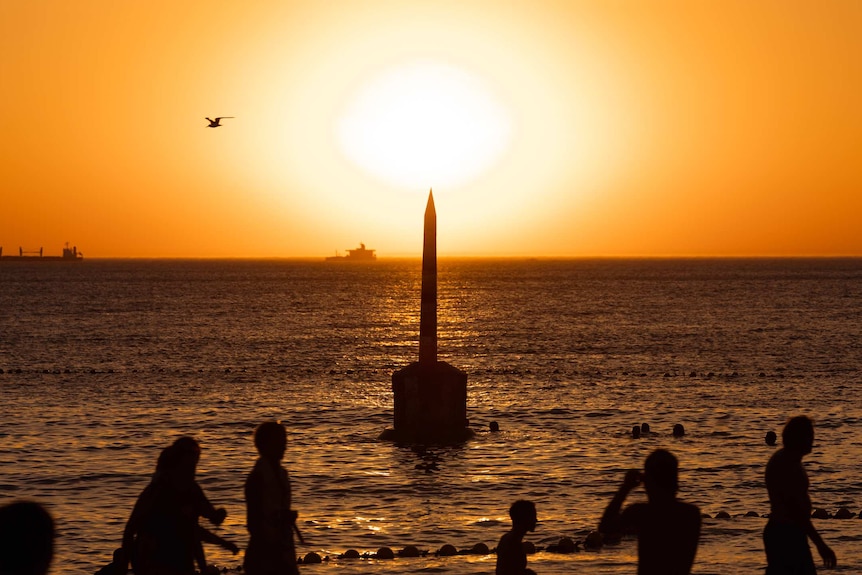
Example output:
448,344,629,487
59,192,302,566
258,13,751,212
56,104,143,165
336,60,513,190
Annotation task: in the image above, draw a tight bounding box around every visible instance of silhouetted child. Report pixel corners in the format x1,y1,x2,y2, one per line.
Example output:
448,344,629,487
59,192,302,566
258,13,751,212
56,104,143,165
0,500,54,575
495,500,537,575
764,416,836,573
244,421,300,575
94,548,124,575
599,449,701,575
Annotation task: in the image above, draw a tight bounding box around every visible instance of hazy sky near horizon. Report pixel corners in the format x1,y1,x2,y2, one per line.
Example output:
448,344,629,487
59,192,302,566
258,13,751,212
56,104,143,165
3,1,860,258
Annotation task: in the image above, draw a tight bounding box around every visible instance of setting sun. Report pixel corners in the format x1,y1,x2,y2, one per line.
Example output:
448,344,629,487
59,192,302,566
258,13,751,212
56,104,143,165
1,1,860,257
336,60,512,191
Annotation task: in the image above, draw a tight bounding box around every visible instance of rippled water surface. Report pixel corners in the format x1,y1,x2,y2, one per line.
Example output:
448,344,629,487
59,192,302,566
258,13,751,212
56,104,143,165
1,258,861,574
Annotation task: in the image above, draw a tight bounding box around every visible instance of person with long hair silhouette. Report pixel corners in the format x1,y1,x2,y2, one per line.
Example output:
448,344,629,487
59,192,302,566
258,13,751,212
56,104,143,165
122,437,230,575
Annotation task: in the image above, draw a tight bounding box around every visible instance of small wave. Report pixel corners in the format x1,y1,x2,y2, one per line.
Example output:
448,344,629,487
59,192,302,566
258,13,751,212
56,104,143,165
473,519,502,527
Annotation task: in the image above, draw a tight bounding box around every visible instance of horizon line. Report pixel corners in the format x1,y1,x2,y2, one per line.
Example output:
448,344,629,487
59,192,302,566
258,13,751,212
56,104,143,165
45,253,862,260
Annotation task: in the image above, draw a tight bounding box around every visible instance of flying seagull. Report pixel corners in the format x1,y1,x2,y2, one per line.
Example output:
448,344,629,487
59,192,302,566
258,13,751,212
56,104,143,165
206,117,234,127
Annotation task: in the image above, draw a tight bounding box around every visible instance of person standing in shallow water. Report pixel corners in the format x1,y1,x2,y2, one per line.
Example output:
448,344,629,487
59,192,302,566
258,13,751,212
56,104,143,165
244,421,300,575
122,437,228,575
599,449,701,575
495,500,537,575
764,416,836,573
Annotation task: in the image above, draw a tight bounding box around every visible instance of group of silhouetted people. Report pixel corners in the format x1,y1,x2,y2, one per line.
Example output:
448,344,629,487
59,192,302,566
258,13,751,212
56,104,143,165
112,421,298,575
0,416,838,575
495,415,836,575
0,421,298,575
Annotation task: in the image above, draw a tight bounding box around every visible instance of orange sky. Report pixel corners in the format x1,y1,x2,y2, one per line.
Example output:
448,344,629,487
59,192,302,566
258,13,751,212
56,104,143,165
2,1,860,258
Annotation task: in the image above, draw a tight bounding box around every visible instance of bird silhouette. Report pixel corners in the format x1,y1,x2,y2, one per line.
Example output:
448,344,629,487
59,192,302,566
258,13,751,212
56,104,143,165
205,117,234,127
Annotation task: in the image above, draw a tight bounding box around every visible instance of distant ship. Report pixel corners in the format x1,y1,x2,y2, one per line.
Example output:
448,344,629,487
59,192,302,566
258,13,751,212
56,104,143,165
325,243,377,262
0,243,83,262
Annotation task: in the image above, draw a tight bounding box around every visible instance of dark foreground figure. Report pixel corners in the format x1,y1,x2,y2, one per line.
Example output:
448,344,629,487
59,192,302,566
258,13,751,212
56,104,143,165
0,501,54,575
599,449,701,575
495,500,537,575
764,416,836,573
122,437,230,575
244,421,300,575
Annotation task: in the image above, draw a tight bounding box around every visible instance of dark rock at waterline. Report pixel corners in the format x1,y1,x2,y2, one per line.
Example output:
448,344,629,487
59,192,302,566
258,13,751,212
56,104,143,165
437,544,457,556
341,549,360,559
584,531,603,549
398,545,421,557
547,537,577,554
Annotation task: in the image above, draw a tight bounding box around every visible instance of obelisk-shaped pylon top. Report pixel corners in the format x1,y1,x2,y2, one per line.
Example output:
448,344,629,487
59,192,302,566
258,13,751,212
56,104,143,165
419,188,437,366
425,188,436,217
384,188,471,443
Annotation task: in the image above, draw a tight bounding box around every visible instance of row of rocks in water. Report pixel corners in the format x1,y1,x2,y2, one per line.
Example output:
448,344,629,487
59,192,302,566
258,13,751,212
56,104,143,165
192,506,862,573
705,507,862,519
287,507,862,566
292,508,862,558
150,508,862,575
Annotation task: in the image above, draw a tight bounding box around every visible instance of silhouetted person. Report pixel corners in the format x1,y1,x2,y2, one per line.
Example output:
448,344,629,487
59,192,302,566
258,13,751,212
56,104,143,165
495,500,537,575
0,501,54,575
245,421,300,575
599,449,701,575
672,424,685,437
94,548,125,575
641,423,651,434
765,430,777,446
631,425,641,438
489,421,500,432
122,437,228,575
763,416,836,573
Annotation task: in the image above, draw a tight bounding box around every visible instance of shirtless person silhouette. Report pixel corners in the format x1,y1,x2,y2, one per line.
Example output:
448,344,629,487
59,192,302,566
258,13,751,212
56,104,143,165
764,416,836,573
495,500,537,575
599,449,701,575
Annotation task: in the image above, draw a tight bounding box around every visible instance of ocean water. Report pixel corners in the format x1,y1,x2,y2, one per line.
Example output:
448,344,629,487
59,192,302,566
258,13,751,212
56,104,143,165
1,258,861,574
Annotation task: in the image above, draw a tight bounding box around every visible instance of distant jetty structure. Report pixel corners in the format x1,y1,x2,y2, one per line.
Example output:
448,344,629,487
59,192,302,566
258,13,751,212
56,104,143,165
380,190,472,444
